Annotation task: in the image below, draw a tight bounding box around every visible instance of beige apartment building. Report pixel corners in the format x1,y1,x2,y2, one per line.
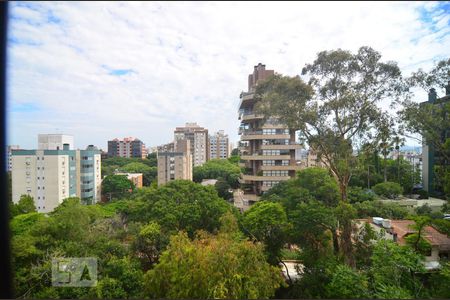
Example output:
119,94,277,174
238,63,302,205
174,122,208,166
209,130,230,159
157,139,193,185
11,144,101,213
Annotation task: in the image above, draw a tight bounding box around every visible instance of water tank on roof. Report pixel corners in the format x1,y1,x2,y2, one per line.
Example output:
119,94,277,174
373,217,383,225
382,219,392,229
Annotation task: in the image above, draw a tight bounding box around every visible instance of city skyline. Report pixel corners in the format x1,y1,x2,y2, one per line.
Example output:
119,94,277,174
7,2,450,149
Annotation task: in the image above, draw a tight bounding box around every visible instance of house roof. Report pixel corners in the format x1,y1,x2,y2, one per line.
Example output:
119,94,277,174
391,220,450,251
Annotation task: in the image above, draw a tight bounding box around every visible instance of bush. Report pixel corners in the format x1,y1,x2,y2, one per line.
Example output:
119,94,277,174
372,182,403,199
417,189,429,199
348,186,376,203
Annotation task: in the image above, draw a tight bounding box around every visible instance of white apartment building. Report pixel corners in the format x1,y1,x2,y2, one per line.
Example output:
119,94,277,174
174,122,208,166
209,130,230,159
38,134,74,150
11,145,101,213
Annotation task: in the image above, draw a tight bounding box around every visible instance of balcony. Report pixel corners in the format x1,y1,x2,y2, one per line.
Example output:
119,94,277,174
241,174,291,182
261,143,302,150
241,154,291,160
242,113,264,121
240,131,291,141
260,164,303,171
238,92,256,109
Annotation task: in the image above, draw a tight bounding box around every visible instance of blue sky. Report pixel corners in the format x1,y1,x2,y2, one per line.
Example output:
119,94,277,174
6,1,450,150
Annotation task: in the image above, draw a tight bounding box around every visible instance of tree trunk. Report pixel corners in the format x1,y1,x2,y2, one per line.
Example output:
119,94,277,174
397,151,400,183
384,153,387,182
337,177,355,268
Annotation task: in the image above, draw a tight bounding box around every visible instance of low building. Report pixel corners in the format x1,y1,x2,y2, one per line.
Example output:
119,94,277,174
355,218,450,270
11,144,101,212
114,172,143,189
157,139,192,185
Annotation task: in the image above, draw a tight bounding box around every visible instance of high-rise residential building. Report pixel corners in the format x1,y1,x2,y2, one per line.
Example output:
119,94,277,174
157,139,193,185
174,122,209,166
107,137,147,159
157,142,174,153
38,134,74,150
11,144,101,213
422,83,450,194
209,130,230,159
238,63,303,206
7,145,21,172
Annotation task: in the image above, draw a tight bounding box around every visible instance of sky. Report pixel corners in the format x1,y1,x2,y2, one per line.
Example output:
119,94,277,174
6,1,450,150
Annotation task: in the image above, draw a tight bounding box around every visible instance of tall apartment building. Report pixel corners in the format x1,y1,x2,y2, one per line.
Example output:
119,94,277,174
11,144,101,213
7,145,21,172
422,83,450,194
107,137,147,159
157,142,175,153
157,139,193,185
238,63,302,205
174,123,208,166
38,134,74,150
209,130,230,159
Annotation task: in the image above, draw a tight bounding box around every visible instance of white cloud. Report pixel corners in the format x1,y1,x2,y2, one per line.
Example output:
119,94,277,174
7,1,450,149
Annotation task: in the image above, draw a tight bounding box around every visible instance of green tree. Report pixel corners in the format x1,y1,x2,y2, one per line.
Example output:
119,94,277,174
102,175,135,200
193,159,241,188
372,181,403,199
399,58,450,197
120,162,157,186
241,201,288,264
215,177,233,200
144,229,285,299
131,221,168,270
123,180,231,236
369,240,425,298
353,200,408,219
325,264,369,298
146,152,157,167
255,47,404,266
347,186,375,203
404,216,432,256
11,194,37,217
296,167,340,207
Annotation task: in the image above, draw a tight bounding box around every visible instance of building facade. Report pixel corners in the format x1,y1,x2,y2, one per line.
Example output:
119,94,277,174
38,134,74,150
422,83,450,194
7,145,20,172
107,137,147,159
174,123,208,166
156,142,174,153
157,139,192,185
11,144,101,213
238,63,303,205
209,130,230,159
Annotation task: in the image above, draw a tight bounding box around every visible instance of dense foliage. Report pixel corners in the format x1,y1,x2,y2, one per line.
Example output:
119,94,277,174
193,158,241,188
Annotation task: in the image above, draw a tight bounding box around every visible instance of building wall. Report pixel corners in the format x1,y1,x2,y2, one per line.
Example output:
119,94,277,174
157,150,192,185
107,137,146,158
7,145,20,172
38,134,74,150
209,131,230,159
174,123,208,166
11,147,101,213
